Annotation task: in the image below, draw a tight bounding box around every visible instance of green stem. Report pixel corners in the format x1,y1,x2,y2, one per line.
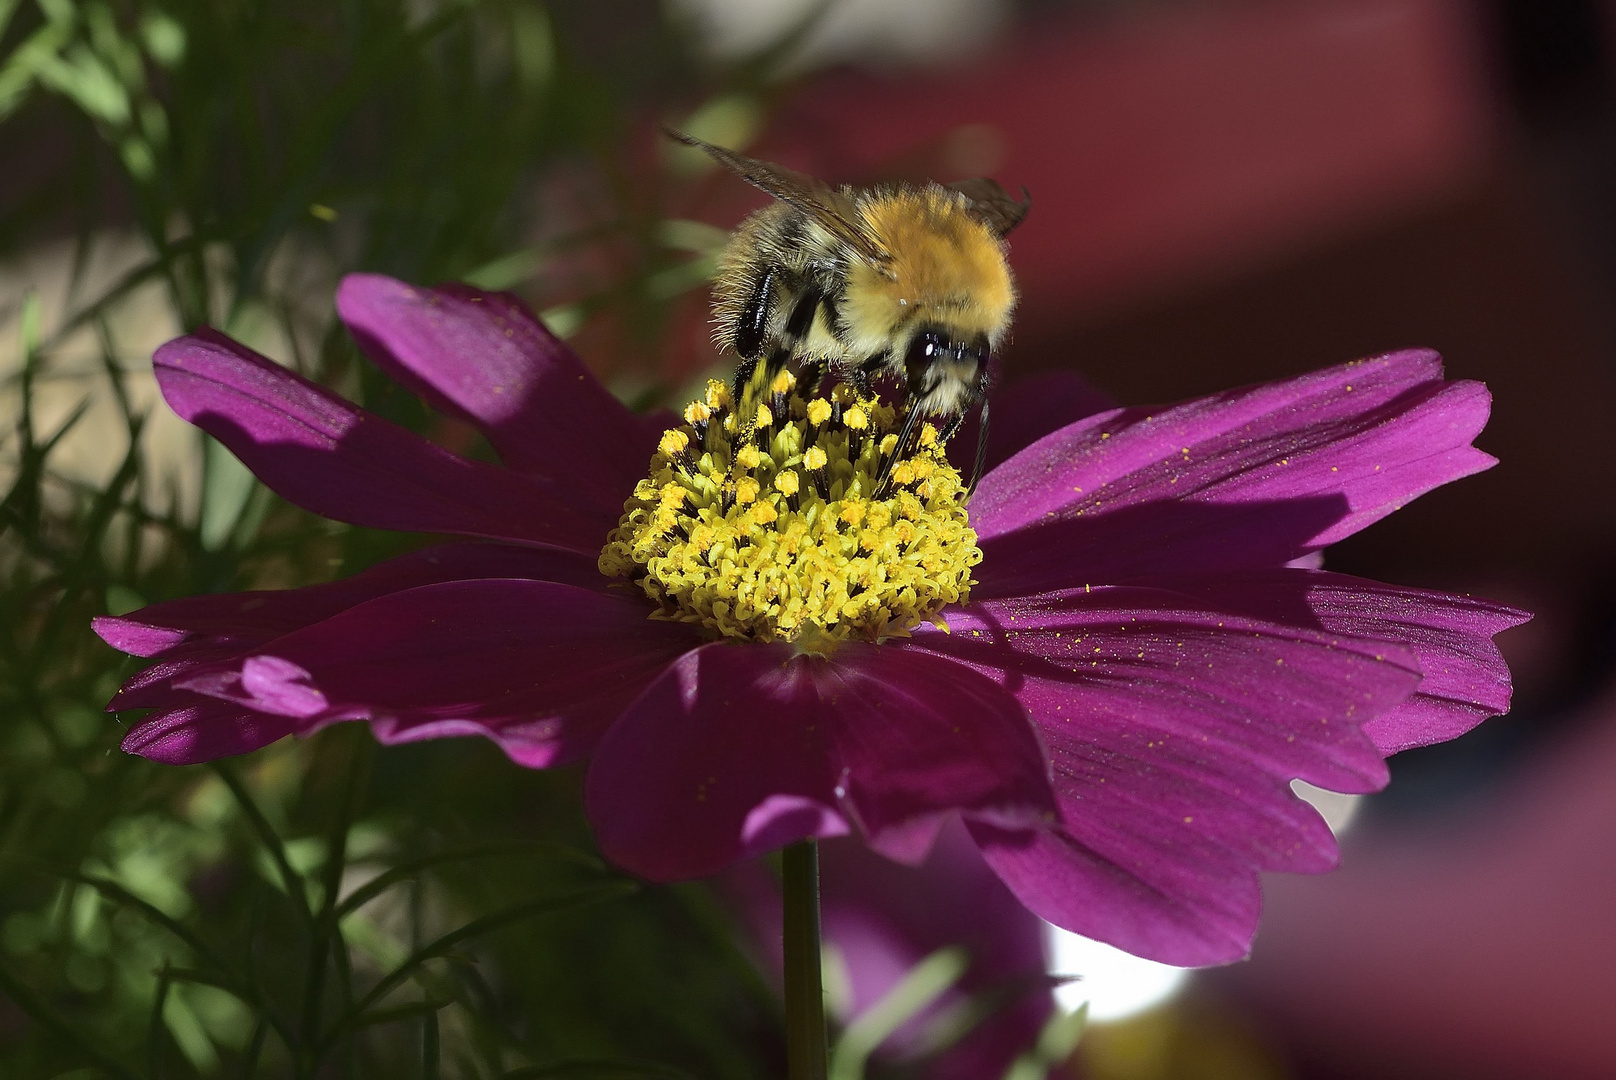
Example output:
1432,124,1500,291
782,840,828,1080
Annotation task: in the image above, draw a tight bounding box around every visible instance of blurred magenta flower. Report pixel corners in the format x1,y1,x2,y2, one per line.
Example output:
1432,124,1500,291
96,273,1525,965
729,822,1056,1080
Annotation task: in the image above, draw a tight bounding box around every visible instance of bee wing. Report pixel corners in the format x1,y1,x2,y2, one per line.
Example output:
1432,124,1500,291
947,177,1032,237
667,129,892,267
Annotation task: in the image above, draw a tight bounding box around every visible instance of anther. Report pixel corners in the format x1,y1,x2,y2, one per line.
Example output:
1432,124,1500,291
705,379,731,412
658,428,694,470
803,444,829,498
684,401,712,442
770,369,796,420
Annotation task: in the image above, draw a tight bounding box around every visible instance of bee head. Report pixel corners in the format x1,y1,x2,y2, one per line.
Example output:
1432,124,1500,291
902,327,989,407
840,189,1017,368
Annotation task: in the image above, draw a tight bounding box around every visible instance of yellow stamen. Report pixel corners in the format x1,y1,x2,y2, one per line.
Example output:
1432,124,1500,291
599,379,980,651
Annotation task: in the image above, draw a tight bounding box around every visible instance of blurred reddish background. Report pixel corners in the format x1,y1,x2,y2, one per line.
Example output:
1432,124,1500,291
680,0,1616,1075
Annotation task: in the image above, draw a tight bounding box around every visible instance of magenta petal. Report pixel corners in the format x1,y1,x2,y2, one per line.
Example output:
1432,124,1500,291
176,579,694,767
99,543,605,721
970,350,1495,597
154,329,611,551
121,694,299,764
1151,569,1529,753
970,821,1261,967
335,275,658,517
908,589,1419,794
903,587,1424,965
586,643,844,881
95,542,602,659
815,642,1057,861
585,642,1055,882
106,643,249,712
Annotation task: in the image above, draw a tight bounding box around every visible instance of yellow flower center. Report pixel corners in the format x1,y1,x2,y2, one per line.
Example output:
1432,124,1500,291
599,371,981,651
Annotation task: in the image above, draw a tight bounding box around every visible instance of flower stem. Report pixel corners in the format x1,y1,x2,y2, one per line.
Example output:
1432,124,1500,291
782,839,828,1080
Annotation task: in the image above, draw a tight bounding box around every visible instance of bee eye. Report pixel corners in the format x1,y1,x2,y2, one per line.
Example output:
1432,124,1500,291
908,331,946,367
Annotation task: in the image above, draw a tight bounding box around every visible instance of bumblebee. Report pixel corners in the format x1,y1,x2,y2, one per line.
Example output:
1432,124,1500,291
671,130,1029,486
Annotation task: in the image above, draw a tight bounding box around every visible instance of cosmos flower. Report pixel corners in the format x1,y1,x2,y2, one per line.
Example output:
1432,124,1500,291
95,273,1525,966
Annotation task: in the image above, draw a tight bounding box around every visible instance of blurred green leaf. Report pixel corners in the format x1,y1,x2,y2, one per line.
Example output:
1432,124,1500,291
329,880,641,1045
336,839,602,920
830,946,969,1080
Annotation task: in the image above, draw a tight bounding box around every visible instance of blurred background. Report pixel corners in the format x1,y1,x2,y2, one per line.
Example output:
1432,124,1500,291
2,0,1613,1077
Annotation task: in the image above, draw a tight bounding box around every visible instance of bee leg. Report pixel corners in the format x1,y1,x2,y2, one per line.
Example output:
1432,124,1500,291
936,408,970,446
795,358,826,396
774,286,822,377
733,268,791,399
734,267,776,364
846,354,884,398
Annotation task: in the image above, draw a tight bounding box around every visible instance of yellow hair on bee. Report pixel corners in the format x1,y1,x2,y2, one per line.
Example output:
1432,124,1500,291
839,188,1016,359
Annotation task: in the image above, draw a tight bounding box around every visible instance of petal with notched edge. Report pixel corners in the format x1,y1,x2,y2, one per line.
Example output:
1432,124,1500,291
970,351,1494,598
902,586,1423,965
1146,568,1529,753
585,642,1055,881
120,694,300,765
154,329,611,552
335,275,660,518
169,579,696,768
